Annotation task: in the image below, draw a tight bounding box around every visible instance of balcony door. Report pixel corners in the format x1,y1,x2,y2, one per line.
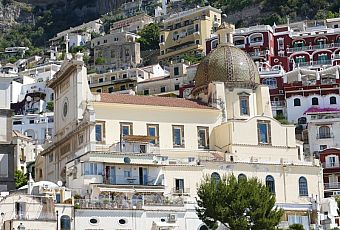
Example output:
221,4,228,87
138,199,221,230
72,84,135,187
109,166,116,184
139,167,148,185
175,179,184,193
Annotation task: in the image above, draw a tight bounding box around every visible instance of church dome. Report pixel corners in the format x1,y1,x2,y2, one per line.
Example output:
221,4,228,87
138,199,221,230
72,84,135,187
193,23,260,94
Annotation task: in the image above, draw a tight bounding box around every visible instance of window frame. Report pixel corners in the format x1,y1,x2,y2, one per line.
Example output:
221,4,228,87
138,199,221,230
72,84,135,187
197,126,209,149
239,96,250,116
298,176,308,196
95,122,105,142
257,120,271,145
120,122,133,138
294,98,301,106
147,124,159,146
172,125,185,148
265,175,275,194
312,97,319,105
330,96,337,105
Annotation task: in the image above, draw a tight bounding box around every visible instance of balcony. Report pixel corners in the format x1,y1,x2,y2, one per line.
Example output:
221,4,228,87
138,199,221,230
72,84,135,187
103,176,162,187
75,196,184,210
249,50,267,58
295,59,333,68
171,187,190,195
249,40,264,47
324,182,340,190
316,133,334,139
334,54,340,59
322,162,340,168
271,100,285,107
287,43,340,53
109,140,160,155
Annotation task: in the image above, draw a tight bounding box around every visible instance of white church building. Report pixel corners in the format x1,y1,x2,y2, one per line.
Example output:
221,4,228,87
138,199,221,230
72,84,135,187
36,23,326,230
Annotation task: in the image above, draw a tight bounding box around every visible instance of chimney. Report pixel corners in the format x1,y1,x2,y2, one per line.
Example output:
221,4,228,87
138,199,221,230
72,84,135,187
217,22,235,46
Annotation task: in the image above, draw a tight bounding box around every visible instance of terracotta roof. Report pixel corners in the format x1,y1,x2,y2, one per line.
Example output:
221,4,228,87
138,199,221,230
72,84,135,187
97,93,215,110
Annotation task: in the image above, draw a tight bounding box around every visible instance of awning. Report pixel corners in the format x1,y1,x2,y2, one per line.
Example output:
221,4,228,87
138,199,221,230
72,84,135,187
123,135,158,143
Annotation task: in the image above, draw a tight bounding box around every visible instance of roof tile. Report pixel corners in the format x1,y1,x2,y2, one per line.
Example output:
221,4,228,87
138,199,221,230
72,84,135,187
97,93,215,110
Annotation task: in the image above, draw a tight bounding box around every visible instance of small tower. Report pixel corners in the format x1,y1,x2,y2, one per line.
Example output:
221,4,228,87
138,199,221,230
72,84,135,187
216,22,235,46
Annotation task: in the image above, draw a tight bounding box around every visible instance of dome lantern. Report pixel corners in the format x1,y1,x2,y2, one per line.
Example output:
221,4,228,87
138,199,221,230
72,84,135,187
217,22,235,45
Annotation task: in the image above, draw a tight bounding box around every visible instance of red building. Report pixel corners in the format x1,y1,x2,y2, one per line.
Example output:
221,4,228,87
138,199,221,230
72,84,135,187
320,148,340,198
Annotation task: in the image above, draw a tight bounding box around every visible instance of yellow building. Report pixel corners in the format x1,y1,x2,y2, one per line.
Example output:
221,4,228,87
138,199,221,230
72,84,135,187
158,6,221,63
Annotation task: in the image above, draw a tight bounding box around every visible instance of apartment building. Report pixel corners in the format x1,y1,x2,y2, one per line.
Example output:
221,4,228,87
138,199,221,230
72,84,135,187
158,6,221,63
91,31,141,73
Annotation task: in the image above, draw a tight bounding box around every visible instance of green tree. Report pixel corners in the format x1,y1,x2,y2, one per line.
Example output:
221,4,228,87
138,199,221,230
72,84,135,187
196,174,283,230
14,170,28,189
137,23,160,51
46,101,54,112
274,114,290,125
95,57,106,65
288,224,304,230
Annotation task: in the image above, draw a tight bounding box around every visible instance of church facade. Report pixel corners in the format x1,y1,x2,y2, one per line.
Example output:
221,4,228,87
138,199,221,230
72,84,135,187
36,24,324,229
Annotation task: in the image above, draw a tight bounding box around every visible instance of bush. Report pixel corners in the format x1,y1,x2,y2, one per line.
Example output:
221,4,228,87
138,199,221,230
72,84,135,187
288,224,304,230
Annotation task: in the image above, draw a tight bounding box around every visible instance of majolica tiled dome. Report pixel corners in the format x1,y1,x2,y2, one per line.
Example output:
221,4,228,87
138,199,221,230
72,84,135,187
194,43,260,89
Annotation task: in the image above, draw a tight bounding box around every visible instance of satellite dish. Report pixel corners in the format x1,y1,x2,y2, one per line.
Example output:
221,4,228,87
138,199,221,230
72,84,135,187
124,157,131,164
57,181,63,187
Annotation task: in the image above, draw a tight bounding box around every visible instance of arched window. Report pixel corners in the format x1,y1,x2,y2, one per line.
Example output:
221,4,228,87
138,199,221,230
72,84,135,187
265,175,275,194
312,97,319,105
60,215,71,230
299,177,308,196
294,98,301,106
238,173,247,181
330,96,337,105
211,172,221,183
319,126,331,139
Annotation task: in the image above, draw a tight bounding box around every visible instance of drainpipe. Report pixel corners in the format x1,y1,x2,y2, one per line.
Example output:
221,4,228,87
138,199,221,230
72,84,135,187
282,165,287,203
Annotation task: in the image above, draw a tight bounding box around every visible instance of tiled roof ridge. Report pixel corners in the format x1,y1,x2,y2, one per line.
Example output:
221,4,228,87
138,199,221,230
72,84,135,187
97,93,215,110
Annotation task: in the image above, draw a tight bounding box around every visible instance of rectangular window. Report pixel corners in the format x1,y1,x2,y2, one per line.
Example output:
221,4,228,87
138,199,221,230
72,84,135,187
96,88,102,93
0,154,9,178
15,202,26,220
320,145,327,150
29,120,34,124
124,170,131,178
174,67,179,76
197,127,209,149
175,178,184,193
175,84,180,90
83,162,103,175
277,38,284,50
13,121,22,125
161,86,166,93
120,123,133,137
98,78,104,83
257,121,271,144
108,87,114,93
144,89,149,95
172,125,184,147
111,76,116,81
240,96,249,115
120,85,126,90
78,133,84,146
95,122,104,142
49,153,53,163
147,124,159,145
